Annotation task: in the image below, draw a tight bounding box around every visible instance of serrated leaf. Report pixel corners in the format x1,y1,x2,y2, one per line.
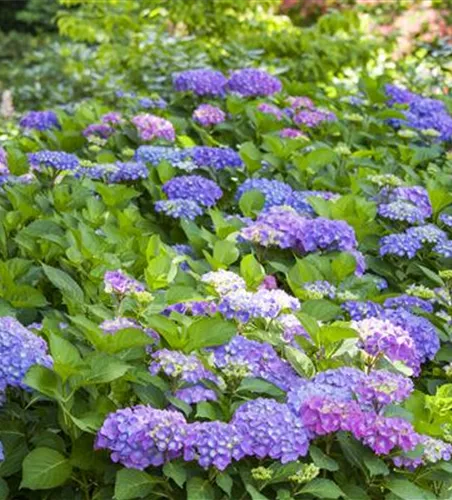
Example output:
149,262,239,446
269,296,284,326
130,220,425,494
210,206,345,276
42,264,84,304
185,317,236,351
310,446,339,471
163,462,187,488
300,478,344,499
114,469,156,500
386,477,436,500
186,477,215,500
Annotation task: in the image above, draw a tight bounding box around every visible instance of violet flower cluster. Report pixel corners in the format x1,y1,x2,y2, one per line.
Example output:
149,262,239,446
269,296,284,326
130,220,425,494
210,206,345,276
28,150,80,172
386,84,452,141
226,69,282,97
155,199,204,220
0,317,53,392
377,186,432,224
104,270,145,296
20,110,60,131
173,69,227,97
132,114,175,142
162,175,223,208
192,104,226,127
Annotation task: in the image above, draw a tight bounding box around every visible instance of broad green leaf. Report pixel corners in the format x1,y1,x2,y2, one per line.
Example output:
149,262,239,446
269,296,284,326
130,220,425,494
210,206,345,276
213,240,240,267
386,478,436,500
42,264,84,304
239,190,265,217
186,477,215,500
114,469,156,500
238,378,285,399
310,446,339,471
81,355,129,385
300,479,344,499
216,472,232,496
240,142,262,173
301,300,342,321
163,462,187,488
49,333,83,379
21,448,72,490
245,484,269,500
240,254,265,288
23,366,61,401
185,317,236,351
319,324,358,344
0,478,9,500
284,346,315,377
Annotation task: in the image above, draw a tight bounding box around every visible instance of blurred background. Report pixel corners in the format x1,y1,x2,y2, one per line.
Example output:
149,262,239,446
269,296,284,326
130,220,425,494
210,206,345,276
0,0,451,111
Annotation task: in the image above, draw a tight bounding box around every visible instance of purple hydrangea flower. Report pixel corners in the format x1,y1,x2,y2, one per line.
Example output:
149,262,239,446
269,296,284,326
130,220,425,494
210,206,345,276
380,233,423,259
173,69,227,97
132,114,175,142
287,96,314,109
162,175,222,207
95,406,188,469
0,442,3,462
227,69,282,97
355,370,413,408
384,295,433,313
294,109,336,127
155,199,203,220
20,110,59,131
28,150,80,172
138,97,167,110
107,161,149,183
393,435,452,469
232,398,310,463
104,270,145,295
174,385,217,405
0,317,53,391
100,317,159,342
208,335,301,391
406,224,447,244
378,200,429,224
0,147,9,179
184,421,249,470
341,301,384,321
352,317,421,373
277,314,310,343
135,146,192,168
101,112,123,124
440,213,452,227
83,123,113,139
280,128,307,139
257,103,283,120
259,275,278,290
313,367,366,393
236,178,294,210
192,104,226,127
434,239,452,258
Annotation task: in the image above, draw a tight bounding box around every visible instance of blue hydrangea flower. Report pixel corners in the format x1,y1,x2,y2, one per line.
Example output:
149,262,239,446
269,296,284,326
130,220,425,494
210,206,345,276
384,295,434,313
107,162,149,183
0,317,53,391
434,239,452,258
226,69,282,97
28,151,80,172
341,301,384,320
155,199,203,220
162,175,222,207
380,233,423,259
190,146,243,170
173,69,227,97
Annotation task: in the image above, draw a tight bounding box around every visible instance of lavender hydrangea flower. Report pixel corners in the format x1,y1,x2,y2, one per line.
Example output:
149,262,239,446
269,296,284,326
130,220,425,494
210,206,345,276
352,317,421,373
277,314,310,343
138,97,167,110
232,398,310,463
28,151,80,172
227,69,282,97
342,300,382,321
162,175,222,207
384,295,433,313
135,146,192,168
184,421,249,470
173,69,227,97
0,317,53,391
174,385,217,405
201,270,246,295
192,104,226,127
0,442,3,462
0,147,9,181
236,178,294,210
150,349,218,385
440,213,452,227
294,109,336,127
313,367,366,393
355,370,413,408
155,199,203,220
434,239,452,258
287,96,314,109
95,406,188,469
132,114,175,141
104,270,145,295
20,110,59,131
378,200,429,224
208,335,301,391
393,436,452,469
301,281,337,300
280,128,307,139
83,123,113,139
406,224,447,244
107,161,149,183
100,317,159,342
257,103,283,120
101,112,123,124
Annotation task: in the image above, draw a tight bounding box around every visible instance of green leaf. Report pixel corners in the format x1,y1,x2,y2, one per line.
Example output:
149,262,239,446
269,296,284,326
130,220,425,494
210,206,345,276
300,478,344,499
240,142,262,173
0,478,9,500
213,240,240,267
216,472,233,496
340,484,370,500
386,478,437,500
196,402,219,421
81,354,129,385
245,484,269,500
114,469,156,500
163,462,187,488
309,446,339,471
240,254,265,288
186,477,215,500
301,300,342,321
296,147,338,172
185,317,236,351
23,366,61,400
49,333,82,379
319,324,358,344
284,346,315,377
42,264,84,304
239,190,265,217
238,378,285,399
332,252,357,282
21,448,72,490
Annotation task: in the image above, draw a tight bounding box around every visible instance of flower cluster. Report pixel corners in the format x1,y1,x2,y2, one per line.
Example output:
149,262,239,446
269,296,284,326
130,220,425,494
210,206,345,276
0,317,53,392
226,69,282,97
162,175,222,207
393,435,452,469
231,398,310,463
155,199,204,220
173,69,227,96
104,270,145,295
294,108,336,128
201,269,246,295
28,150,80,172
280,128,307,139
132,114,175,141
377,186,432,224
208,335,301,391
257,103,284,120
386,84,452,141
83,123,113,140
95,406,188,469
354,370,413,408
100,317,159,342
192,104,226,126
20,110,59,131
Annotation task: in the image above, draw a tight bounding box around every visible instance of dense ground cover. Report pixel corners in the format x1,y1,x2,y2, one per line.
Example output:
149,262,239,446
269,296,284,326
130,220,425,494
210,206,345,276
1,1,452,499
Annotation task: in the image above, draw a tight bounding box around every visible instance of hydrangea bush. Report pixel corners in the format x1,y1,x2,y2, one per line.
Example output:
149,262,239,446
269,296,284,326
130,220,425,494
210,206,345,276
0,66,451,499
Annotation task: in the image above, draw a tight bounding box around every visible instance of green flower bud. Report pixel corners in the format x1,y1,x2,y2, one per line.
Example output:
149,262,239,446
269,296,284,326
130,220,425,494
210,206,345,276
251,467,273,481
398,129,418,138
439,270,452,280
289,464,320,484
132,291,154,305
